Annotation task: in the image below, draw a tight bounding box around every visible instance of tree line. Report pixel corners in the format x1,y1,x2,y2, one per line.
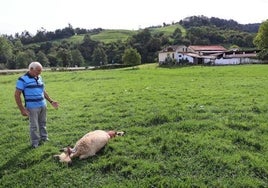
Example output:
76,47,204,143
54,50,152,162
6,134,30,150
0,16,267,69
179,15,259,33
1,26,162,69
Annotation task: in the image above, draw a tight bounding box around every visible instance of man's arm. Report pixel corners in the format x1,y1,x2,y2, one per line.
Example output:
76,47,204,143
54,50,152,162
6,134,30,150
14,89,29,116
44,90,59,109
44,90,53,103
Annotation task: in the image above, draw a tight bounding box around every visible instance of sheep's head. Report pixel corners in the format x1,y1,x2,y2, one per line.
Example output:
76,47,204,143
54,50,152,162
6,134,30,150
53,147,72,164
107,131,125,138
116,131,125,136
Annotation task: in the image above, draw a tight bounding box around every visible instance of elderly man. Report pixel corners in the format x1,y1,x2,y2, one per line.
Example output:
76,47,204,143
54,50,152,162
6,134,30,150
15,62,59,148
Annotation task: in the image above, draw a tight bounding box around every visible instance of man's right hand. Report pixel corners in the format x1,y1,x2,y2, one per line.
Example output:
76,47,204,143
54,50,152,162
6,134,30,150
21,108,29,116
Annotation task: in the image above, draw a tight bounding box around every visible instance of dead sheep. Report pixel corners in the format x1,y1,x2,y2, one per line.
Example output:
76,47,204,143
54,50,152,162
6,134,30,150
54,130,124,164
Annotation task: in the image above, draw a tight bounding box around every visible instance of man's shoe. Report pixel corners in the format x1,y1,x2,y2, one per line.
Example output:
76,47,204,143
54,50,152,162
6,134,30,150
32,144,38,149
41,138,49,142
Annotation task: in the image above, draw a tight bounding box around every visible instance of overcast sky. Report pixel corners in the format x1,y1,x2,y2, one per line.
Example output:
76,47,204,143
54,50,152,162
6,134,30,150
0,0,267,35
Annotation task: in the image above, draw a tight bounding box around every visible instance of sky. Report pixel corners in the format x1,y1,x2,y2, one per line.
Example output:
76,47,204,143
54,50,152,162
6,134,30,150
0,0,267,35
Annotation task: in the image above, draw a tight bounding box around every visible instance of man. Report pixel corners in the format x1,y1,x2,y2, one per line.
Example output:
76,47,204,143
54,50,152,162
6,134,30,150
15,62,59,148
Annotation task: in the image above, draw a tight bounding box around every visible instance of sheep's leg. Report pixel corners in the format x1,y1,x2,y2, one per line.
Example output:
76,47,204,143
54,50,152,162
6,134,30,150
79,153,95,160
70,152,80,159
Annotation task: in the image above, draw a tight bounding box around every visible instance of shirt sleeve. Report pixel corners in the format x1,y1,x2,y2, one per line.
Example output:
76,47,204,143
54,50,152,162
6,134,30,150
16,78,25,91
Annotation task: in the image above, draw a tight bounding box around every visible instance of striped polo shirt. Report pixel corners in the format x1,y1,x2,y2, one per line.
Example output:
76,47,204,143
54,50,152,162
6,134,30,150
16,72,46,108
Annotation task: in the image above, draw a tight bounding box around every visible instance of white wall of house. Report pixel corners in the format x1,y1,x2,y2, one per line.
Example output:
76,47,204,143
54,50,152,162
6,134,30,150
215,57,260,65
158,52,172,62
175,53,194,63
159,53,261,65
204,58,216,64
158,46,261,65
240,57,260,64
215,58,240,65
159,52,194,63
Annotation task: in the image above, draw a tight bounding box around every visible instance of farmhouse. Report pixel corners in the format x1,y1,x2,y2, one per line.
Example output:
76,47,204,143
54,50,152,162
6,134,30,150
158,45,260,65
214,50,260,65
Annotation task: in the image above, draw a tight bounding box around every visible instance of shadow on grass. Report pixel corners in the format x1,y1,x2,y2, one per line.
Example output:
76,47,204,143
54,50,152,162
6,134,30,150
0,146,35,178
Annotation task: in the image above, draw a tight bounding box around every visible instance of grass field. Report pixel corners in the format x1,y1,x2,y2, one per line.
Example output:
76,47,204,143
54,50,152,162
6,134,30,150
68,29,137,44
0,64,268,187
149,24,187,37
56,24,184,44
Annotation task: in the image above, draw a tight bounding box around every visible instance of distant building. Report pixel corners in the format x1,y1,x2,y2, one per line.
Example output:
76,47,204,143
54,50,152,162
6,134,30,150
159,45,261,65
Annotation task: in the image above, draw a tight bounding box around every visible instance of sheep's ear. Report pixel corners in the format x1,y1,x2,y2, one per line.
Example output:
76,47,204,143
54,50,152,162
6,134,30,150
67,147,72,155
116,131,125,136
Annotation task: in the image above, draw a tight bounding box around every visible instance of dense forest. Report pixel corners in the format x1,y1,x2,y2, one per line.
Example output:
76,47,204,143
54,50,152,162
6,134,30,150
0,15,263,69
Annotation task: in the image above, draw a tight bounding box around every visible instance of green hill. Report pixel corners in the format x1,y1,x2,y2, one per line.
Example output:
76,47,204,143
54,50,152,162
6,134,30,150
65,29,137,44
60,24,185,44
149,24,186,37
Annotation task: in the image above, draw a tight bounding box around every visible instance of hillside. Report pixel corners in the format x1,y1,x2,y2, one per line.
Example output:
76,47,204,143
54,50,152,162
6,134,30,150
180,15,260,33
21,15,260,46
65,29,137,44
1,15,262,69
55,24,183,44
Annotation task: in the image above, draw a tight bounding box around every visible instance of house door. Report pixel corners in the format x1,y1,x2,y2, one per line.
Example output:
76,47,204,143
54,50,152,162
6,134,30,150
197,58,203,64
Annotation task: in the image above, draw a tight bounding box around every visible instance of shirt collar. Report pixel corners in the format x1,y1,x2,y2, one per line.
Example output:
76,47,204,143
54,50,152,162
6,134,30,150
26,72,39,79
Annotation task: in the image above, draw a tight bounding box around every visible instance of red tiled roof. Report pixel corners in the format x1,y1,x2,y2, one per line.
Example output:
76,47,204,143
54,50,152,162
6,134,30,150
189,45,227,51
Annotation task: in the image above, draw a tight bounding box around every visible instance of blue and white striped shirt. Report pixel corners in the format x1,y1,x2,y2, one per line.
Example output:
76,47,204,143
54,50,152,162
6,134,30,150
16,72,46,108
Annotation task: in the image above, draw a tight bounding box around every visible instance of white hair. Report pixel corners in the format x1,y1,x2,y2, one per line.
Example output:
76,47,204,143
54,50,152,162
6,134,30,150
28,62,43,70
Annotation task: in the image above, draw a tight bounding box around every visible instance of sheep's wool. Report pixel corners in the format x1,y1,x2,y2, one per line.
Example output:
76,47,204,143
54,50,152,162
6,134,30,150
71,130,111,159
54,130,120,164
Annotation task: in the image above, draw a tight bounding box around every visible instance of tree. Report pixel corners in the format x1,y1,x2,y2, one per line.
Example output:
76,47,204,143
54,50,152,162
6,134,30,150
147,38,161,62
0,36,13,66
13,39,23,54
129,29,152,63
122,48,141,65
39,42,53,54
33,28,47,43
47,53,58,67
172,28,183,44
15,50,35,68
105,42,126,64
254,19,268,49
36,51,49,67
18,30,33,44
254,19,268,60
71,49,85,67
79,34,99,63
57,48,72,67
92,46,107,66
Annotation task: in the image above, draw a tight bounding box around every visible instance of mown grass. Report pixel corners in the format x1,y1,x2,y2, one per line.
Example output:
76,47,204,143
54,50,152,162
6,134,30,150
67,29,137,44
0,64,268,187
149,24,187,37
57,24,184,44
91,30,137,43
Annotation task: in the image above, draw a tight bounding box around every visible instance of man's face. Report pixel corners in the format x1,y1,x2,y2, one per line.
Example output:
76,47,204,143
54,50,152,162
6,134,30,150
30,66,42,77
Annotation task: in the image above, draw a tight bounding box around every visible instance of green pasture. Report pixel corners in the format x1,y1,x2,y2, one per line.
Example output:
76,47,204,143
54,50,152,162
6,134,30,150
67,29,136,44
56,24,184,44
0,64,267,187
149,24,187,37
91,29,137,43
